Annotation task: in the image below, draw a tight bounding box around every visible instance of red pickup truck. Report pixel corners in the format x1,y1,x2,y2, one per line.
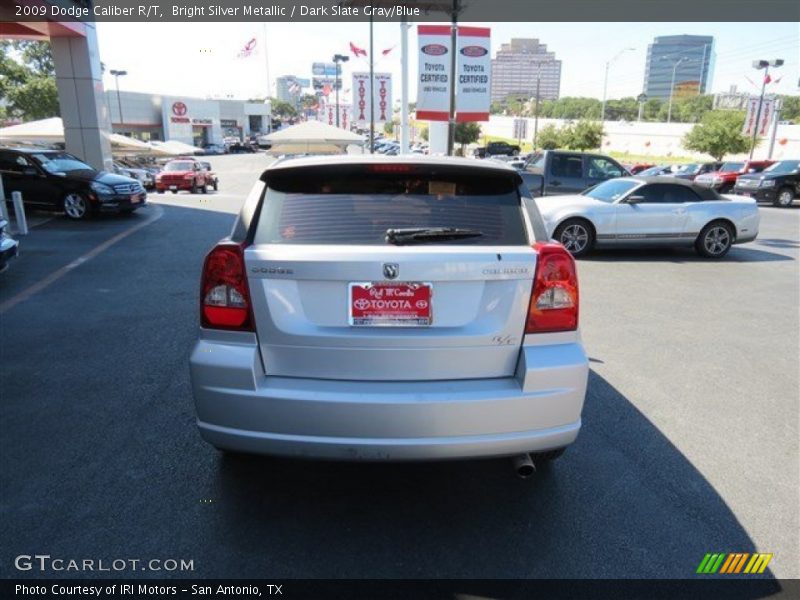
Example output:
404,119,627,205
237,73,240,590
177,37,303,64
155,158,211,194
694,160,773,193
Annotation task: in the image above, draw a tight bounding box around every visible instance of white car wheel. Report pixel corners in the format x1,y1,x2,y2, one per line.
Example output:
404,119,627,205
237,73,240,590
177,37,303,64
776,188,795,208
696,222,733,258
555,220,593,257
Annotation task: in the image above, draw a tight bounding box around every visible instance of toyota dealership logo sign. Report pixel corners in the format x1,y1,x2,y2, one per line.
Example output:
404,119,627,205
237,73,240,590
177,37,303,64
460,45,488,57
171,102,187,116
421,44,447,56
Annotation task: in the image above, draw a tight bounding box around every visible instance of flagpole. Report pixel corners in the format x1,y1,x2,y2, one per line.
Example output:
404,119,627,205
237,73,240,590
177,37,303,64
263,23,272,99
369,13,375,154
400,19,409,154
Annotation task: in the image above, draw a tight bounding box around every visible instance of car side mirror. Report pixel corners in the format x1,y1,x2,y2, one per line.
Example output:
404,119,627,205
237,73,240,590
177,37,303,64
627,195,644,204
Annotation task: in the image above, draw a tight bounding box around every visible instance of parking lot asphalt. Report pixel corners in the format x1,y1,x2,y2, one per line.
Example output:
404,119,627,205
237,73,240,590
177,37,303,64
1,153,797,581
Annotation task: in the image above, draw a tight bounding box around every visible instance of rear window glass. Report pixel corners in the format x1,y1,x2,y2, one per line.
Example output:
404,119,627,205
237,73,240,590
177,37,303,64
254,167,529,246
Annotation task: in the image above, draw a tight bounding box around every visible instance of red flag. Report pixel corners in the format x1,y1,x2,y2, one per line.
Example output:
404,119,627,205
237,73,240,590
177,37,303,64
381,46,396,57
763,73,771,84
322,84,332,97
237,38,257,59
349,42,367,57
772,76,782,85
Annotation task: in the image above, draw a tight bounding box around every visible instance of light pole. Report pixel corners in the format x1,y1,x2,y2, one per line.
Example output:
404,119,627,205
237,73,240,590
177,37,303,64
332,54,349,128
600,47,634,123
532,59,556,150
750,58,784,159
109,69,127,129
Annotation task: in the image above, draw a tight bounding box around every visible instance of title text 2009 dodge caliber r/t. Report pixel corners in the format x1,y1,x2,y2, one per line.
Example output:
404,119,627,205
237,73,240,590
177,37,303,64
189,156,589,463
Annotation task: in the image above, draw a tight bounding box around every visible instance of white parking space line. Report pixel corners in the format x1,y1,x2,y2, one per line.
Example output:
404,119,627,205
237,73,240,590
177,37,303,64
0,205,164,315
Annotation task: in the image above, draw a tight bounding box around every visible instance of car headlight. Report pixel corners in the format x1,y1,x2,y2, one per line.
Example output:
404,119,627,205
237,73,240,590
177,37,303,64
90,182,114,195
712,176,724,184
759,180,775,188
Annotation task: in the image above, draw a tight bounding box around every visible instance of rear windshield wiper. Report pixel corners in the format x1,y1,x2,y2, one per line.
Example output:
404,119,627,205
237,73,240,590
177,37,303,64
385,227,484,245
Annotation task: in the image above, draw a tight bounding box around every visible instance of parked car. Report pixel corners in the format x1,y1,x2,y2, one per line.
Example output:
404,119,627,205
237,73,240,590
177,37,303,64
636,164,678,177
202,143,227,155
199,161,219,191
189,155,589,465
473,141,521,158
0,216,19,273
694,160,773,193
520,150,629,197
112,161,155,190
733,159,800,207
0,148,146,220
624,163,656,175
155,158,211,194
670,161,724,181
228,142,257,154
535,176,759,258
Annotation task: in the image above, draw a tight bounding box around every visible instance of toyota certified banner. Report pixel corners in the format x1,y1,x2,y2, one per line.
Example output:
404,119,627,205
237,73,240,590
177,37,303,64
352,72,393,125
456,27,491,121
416,25,452,121
742,97,775,137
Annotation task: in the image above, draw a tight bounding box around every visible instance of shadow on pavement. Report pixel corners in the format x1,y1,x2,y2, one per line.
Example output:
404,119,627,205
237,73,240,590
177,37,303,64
583,244,792,263
211,371,780,588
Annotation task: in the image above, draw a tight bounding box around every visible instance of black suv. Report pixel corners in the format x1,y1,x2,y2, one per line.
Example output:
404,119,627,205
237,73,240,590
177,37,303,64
0,148,146,220
733,159,799,207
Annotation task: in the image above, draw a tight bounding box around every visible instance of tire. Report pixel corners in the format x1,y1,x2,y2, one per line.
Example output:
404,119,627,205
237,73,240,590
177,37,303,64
190,180,199,194
201,182,208,194
695,221,734,258
553,219,595,258
171,190,177,194
774,186,795,208
532,448,566,463
157,190,164,194
212,180,218,191
62,192,91,220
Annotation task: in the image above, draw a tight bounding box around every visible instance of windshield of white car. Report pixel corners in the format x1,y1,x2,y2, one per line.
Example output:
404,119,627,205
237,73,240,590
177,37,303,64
33,152,93,173
256,170,528,246
764,161,800,174
582,179,640,202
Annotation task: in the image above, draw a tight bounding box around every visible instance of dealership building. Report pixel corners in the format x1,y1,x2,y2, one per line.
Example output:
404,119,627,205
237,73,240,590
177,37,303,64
106,91,271,146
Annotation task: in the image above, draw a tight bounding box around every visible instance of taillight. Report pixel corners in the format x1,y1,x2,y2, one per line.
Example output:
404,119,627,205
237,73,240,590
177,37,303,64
200,242,253,330
525,242,579,333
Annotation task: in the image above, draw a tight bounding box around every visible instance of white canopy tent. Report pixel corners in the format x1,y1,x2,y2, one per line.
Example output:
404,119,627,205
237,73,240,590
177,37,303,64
0,117,179,157
264,121,365,155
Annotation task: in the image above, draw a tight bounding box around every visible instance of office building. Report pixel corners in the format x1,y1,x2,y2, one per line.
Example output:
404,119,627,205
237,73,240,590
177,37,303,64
491,38,562,104
643,35,715,100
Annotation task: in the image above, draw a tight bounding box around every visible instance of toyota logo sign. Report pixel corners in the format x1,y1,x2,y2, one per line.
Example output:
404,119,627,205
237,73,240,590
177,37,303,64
421,44,447,56
172,102,187,116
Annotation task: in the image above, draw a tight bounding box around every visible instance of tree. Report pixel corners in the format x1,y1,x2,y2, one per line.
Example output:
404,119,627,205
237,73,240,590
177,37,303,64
454,121,481,152
536,123,562,150
0,40,59,120
299,94,318,110
682,110,750,160
779,95,800,122
269,98,297,118
419,125,429,141
561,120,603,150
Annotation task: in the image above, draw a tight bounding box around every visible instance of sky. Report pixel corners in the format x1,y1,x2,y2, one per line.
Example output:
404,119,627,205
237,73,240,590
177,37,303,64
95,21,800,104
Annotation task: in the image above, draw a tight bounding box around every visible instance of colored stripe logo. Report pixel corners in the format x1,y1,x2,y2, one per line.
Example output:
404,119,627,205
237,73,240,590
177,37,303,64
697,553,773,574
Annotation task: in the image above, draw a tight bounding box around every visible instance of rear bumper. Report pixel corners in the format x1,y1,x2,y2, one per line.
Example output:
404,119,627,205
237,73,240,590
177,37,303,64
190,332,588,461
156,182,193,191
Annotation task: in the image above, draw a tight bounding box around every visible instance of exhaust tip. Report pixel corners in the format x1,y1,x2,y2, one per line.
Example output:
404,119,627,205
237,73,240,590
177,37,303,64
512,453,536,479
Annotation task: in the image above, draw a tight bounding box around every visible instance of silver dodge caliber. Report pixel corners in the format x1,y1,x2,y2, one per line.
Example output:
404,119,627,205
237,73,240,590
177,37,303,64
190,155,588,465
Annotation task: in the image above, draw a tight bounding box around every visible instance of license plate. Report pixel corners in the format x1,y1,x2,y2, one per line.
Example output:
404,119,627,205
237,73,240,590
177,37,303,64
169,185,177,190
741,192,751,197
349,282,432,327
130,194,141,204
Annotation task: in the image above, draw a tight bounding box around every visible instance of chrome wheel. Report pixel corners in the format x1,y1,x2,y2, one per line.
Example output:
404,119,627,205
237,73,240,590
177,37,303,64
63,193,88,219
777,189,794,207
560,223,589,254
703,226,731,256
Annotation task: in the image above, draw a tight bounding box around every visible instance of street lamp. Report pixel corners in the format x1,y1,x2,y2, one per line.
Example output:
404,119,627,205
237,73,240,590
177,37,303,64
601,47,635,123
109,69,127,129
749,58,784,159
332,53,349,128
660,56,697,124
532,59,556,150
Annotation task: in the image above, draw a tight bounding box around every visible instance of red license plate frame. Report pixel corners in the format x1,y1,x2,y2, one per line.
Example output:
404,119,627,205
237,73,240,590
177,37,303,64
349,282,432,327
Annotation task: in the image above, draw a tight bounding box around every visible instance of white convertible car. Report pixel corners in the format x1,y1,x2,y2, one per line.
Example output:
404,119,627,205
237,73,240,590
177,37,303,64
535,176,760,258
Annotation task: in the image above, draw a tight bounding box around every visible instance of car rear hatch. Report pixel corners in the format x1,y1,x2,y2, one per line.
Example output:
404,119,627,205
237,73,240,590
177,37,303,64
244,161,537,382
